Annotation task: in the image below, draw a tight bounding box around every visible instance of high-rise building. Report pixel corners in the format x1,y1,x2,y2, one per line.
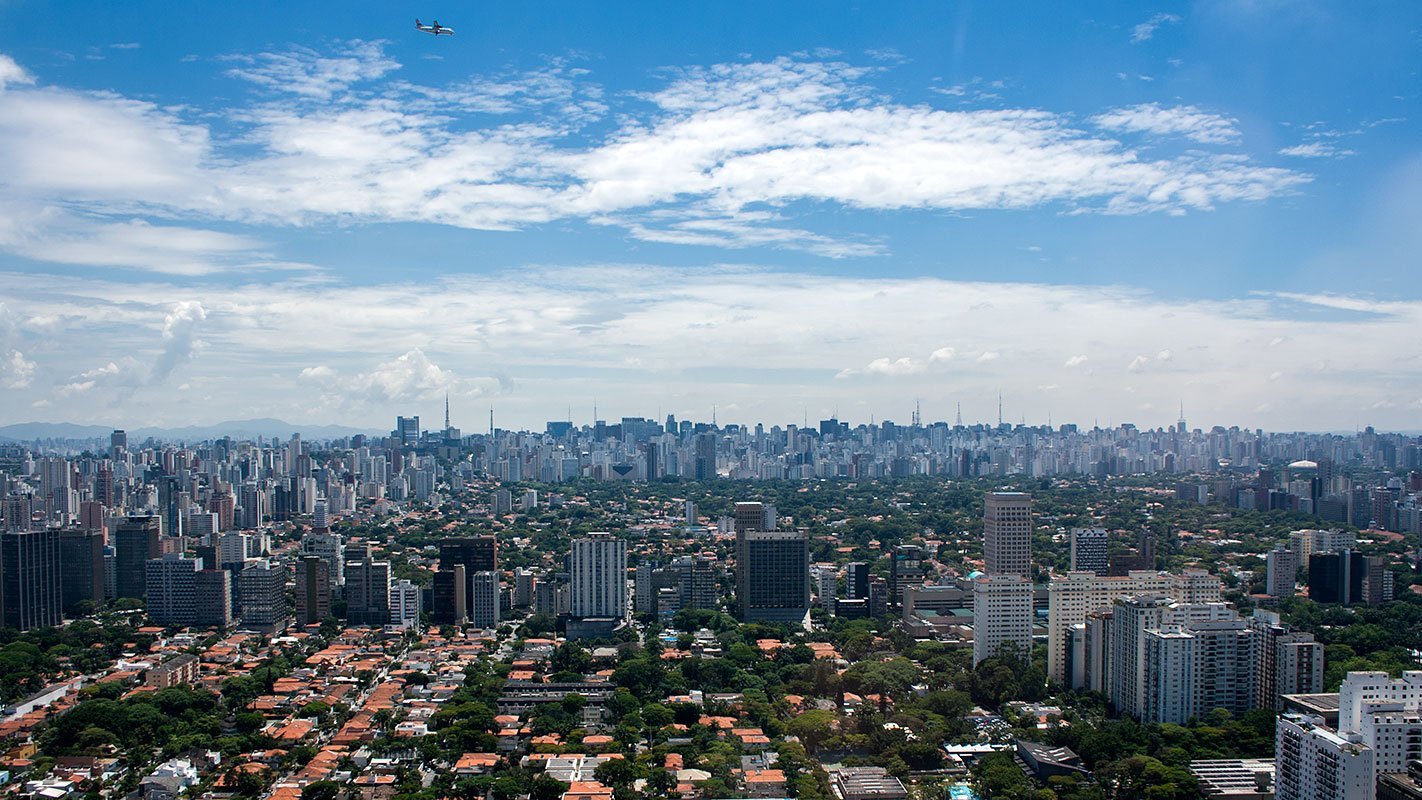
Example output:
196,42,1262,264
845,562,870,600
972,573,1033,665
735,530,810,623
345,558,391,626
513,568,536,607
469,570,500,629
1069,528,1109,575
114,516,162,600
294,555,331,626
1266,544,1299,598
440,536,496,612
693,432,716,480
389,579,421,628
571,532,627,619
983,492,1032,577
58,528,105,612
1249,610,1324,711
396,415,420,446
432,565,467,625
1275,714,1374,800
194,569,234,628
2,529,62,631
1337,672,1422,775
1046,569,1222,686
238,560,288,631
300,530,344,589
734,502,774,534
145,554,200,626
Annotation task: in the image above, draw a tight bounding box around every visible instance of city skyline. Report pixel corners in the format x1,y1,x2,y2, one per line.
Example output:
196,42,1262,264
0,2,1419,430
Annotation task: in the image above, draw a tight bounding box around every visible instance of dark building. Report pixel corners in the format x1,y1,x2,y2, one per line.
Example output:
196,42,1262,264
194,569,234,628
845,562,870,600
2,529,62,630
1308,550,1366,605
440,536,495,613
114,516,162,600
735,530,810,623
693,432,716,480
294,556,331,626
432,565,467,625
58,528,105,612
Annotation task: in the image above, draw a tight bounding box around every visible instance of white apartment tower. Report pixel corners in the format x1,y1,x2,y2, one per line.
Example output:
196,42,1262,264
972,574,1034,665
571,532,627,619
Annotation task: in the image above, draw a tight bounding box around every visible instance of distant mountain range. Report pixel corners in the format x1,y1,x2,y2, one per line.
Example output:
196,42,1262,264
0,418,380,443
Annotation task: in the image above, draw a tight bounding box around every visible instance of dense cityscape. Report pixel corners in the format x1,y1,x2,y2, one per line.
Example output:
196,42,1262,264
3,2,1420,800
0,412,1420,800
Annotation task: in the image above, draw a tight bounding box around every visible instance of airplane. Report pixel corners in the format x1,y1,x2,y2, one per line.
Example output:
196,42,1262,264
415,19,454,36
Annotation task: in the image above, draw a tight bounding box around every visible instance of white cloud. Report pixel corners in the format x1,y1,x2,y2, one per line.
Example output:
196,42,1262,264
344,348,505,404
1131,13,1181,43
1127,354,1151,372
977,351,1000,363
1279,142,1355,158
2,349,34,388
299,365,336,380
929,346,956,362
151,301,206,383
1156,349,1173,361
0,54,33,89
0,47,1308,265
1093,103,1241,144
863,357,925,376
1064,355,1089,368
224,40,399,99
4,266,1422,430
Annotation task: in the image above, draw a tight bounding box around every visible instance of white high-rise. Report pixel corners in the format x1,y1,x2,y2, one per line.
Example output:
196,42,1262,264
1275,714,1374,800
972,574,1033,665
571,532,627,619
469,570,500,628
389,579,421,628
1266,544,1299,598
1046,569,1221,685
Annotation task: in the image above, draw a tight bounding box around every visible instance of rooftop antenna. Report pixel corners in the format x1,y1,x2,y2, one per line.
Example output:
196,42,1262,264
998,392,1003,426
593,398,597,423
956,401,962,427
913,398,921,427
489,406,494,436
444,393,451,431
803,406,808,428
712,404,717,427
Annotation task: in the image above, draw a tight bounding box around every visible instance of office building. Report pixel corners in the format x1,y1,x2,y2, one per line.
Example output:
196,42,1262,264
300,530,344,589
571,532,627,619
470,570,500,629
238,560,288,631
984,492,1032,577
734,501,775,534
440,536,497,612
1,529,62,631
345,558,391,626
845,562,870,600
396,415,420,446
294,555,331,626
432,565,467,625
1069,528,1110,575
194,569,234,628
972,573,1034,665
735,530,810,623
58,528,105,612
114,516,162,600
145,554,200,626
514,567,536,607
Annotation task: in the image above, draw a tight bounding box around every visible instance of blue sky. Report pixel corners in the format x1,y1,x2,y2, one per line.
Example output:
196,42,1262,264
0,1,1419,431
